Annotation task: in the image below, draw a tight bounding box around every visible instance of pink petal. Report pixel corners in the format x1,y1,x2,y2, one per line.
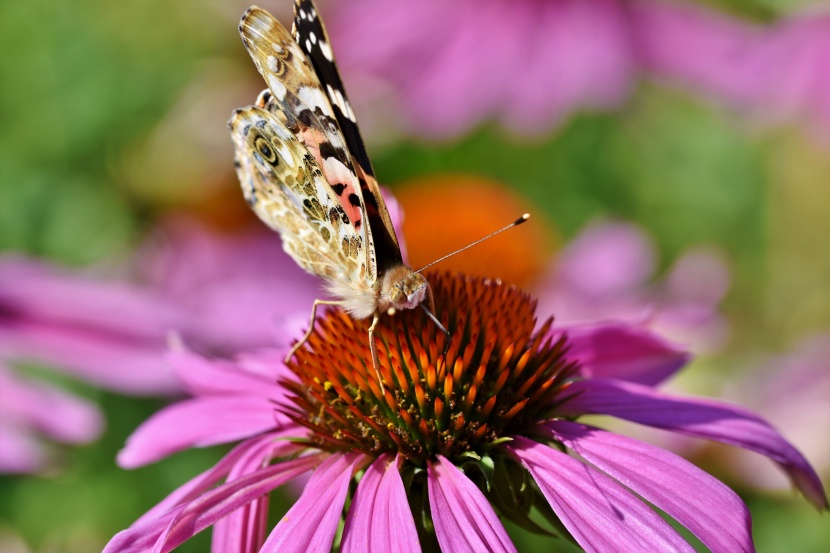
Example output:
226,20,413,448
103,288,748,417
139,218,319,351
0,424,43,473
564,324,690,385
105,452,321,553
0,365,103,443
556,221,656,300
261,452,365,553
211,433,292,553
545,420,754,552
428,455,516,553
560,378,829,510
166,347,285,398
504,0,632,133
0,321,178,394
117,396,289,468
158,455,322,553
135,433,301,525
508,437,693,553
342,453,420,553
0,257,190,340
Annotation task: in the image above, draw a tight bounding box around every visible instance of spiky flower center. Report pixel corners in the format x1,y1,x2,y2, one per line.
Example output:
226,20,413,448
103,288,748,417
282,272,576,464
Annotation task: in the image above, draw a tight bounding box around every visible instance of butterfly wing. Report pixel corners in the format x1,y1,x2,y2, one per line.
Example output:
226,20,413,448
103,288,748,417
238,6,384,282
291,0,403,272
229,106,372,293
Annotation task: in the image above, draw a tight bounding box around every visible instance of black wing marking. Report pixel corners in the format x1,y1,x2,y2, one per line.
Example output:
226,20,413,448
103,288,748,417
292,0,403,269
292,0,375,178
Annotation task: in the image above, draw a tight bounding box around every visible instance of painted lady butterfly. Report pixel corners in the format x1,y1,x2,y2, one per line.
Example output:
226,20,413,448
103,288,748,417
229,1,527,388
229,1,430,388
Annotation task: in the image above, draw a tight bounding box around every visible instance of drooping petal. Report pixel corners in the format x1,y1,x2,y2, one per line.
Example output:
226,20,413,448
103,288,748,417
105,453,322,553
157,455,322,553
261,452,365,553
428,455,516,553
211,491,269,553
545,420,754,553
342,453,420,553
563,324,689,386
134,433,301,526
211,433,290,553
117,396,290,468
508,437,694,553
560,378,829,510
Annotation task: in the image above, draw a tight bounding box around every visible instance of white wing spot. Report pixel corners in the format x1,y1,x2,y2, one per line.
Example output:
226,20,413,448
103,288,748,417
345,100,356,122
266,55,279,72
319,40,333,62
267,75,288,101
298,9,306,20
309,31,317,44
305,39,312,52
299,86,333,116
270,42,284,53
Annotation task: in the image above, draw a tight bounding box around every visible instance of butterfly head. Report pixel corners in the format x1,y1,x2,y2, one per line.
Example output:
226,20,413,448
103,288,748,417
379,265,428,312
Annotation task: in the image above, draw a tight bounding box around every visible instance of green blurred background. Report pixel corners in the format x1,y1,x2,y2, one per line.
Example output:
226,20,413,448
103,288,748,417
1,0,828,551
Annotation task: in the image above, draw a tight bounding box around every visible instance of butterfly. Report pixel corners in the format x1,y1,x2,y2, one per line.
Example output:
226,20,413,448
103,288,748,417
228,1,432,388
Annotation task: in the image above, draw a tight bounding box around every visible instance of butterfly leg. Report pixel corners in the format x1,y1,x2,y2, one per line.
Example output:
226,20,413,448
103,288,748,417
367,312,385,393
285,299,343,364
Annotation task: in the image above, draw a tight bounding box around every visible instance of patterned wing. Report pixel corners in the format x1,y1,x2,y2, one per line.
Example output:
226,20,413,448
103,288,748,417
292,0,403,272
229,105,370,290
238,6,380,281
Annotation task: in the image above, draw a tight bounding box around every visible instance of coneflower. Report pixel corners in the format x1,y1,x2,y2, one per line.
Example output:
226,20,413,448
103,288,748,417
107,273,827,553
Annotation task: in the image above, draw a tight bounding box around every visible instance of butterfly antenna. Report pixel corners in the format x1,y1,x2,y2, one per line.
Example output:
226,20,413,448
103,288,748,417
415,213,531,273
420,304,451,355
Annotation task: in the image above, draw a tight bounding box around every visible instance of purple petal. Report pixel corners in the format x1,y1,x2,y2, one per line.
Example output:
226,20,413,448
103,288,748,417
342,453,420,553
563,324,690,386
428,455,516,553
545,420,754,552
560,378,829,510
117,396,290,468
105,452,321,553
261,452,365,553
507,437,694,553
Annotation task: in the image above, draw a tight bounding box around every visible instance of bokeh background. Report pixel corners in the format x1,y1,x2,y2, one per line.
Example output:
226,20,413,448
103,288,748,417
1,0,828,551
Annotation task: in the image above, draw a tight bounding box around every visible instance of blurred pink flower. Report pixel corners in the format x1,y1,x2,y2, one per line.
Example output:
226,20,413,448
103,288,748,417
135,217,320,353
535,219,731,353
0,220,317,472
104,273,826,553
0,191,405,473
328,0,634,138
0,257,186,395
0,362,103,473
634,1,830,138
719,335,830,492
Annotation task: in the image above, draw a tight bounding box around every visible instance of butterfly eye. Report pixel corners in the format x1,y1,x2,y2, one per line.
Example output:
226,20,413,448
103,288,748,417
254,137,278,164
